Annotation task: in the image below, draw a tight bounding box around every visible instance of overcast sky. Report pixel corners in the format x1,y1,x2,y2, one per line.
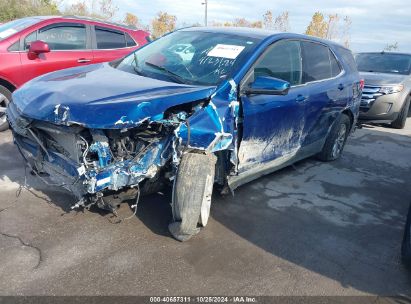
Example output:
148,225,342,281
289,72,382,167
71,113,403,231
64,0,411,53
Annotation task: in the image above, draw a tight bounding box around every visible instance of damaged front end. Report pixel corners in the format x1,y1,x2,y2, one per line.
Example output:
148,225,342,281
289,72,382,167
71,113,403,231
6,77,239,213
7,101,199,211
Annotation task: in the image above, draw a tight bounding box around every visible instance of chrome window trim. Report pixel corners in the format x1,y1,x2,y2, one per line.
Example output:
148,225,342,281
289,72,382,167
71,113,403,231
240,38,346,91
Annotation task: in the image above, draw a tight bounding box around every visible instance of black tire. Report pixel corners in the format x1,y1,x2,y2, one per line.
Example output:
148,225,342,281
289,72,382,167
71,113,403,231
0,85,12,132
391,97,410,129
317,114,351,162
402,202,411,268
168,152,216,241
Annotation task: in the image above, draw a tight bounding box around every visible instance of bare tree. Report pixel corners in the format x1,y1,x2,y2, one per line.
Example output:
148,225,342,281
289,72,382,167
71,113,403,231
231,18,262,28
341,16,352,48
326,14,340,40
64,0,117,20
273,11,290,32
98,0,118,20
384,42,399,51
263,10,273,29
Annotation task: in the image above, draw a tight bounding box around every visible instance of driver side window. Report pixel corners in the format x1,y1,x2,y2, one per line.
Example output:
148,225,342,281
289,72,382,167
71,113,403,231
253,40,302,86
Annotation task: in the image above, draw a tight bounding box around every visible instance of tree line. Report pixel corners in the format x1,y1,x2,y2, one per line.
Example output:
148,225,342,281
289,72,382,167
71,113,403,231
0,0,400,50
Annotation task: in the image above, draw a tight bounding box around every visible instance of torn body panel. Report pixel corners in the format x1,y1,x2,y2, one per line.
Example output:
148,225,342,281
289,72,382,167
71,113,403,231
8,72,240,207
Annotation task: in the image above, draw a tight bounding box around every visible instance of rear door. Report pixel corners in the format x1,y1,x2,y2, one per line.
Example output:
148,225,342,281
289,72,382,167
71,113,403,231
19,22,93,84
92,25,137,63
299,41,347,146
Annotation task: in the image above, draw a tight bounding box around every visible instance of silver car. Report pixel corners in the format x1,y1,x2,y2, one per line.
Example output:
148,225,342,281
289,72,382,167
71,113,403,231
356,52,411,129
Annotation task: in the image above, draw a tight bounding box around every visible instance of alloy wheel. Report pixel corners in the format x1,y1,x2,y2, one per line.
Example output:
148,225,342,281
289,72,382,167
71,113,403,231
0,93,9,125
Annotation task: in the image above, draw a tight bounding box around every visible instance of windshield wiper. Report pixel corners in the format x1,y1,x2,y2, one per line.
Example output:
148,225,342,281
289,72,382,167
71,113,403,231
144,61,186,84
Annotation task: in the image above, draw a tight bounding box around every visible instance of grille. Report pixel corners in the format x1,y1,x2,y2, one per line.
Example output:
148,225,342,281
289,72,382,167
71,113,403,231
360,85,383,110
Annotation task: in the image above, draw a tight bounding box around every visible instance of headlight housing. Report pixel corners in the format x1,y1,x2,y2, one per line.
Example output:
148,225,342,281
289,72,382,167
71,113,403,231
379,84,404,95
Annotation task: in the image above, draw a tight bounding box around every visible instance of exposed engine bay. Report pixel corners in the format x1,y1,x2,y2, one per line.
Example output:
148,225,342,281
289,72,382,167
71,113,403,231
8,99,221,213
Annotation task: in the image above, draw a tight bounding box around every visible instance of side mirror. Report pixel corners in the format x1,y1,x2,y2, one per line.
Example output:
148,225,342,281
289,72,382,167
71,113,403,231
244,76,290,95
28,40,50,60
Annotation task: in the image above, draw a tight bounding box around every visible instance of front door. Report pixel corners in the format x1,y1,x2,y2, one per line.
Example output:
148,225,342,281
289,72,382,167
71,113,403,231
19,22,94,84
238,39,307,173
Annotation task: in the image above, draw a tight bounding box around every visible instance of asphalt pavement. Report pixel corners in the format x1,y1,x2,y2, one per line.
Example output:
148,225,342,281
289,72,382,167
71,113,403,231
1,120,411,296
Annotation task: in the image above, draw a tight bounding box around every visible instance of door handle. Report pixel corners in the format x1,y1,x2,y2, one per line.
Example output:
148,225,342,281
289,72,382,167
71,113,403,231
77,58,91,63
295,95,308,103
338,83,344,91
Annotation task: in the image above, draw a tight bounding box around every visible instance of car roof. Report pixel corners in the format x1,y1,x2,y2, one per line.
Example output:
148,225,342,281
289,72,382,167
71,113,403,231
178,26,347,49
26,15,140,31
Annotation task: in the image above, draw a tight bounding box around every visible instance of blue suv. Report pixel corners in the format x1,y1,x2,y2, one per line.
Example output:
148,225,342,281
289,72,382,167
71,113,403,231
7,27,362,241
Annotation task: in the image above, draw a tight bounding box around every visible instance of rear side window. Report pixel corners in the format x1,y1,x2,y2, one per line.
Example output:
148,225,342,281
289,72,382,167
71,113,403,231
253,40,303,86
8,41,19,51
339,48,358,72
38,23,87,50
330,51,341,77
125,32,137,47
96,26,126,49
302,41,341,82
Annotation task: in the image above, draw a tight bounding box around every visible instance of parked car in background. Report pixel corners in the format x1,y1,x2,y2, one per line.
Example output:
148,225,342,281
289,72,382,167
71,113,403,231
356,52,411,129
402,202,411,268
7,27,362,241
0,16,150,131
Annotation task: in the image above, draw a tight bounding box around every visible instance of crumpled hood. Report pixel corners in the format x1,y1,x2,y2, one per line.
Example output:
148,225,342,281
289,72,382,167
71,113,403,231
12,63,217,129
360,71,407,86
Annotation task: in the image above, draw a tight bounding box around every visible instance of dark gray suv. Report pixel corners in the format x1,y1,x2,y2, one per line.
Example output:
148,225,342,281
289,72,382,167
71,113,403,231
356,52,411,129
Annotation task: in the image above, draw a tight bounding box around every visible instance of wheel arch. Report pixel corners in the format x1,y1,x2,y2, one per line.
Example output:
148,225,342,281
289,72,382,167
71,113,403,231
342,108,354,131
0,78,17,93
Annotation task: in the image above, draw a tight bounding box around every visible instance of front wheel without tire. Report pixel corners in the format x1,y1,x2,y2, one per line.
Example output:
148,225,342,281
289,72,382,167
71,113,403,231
0,85,12,132
317,114,350,162
168,152,216,241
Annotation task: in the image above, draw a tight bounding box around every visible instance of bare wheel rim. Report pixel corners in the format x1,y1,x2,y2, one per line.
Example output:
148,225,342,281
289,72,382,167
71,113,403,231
199,174,213,227
332,123,347,158
0,93,9,125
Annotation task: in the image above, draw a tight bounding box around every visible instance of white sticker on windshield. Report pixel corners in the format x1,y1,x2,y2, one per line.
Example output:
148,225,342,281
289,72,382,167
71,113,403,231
207,44,245,59
0,28,17,39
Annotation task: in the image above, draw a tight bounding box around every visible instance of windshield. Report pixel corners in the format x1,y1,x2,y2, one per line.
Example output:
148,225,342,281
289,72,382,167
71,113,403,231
116,30,261,85
0,17,40,41
356,53,411,75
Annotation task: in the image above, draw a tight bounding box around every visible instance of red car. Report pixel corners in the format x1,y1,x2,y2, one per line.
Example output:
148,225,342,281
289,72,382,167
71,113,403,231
0,16,150,130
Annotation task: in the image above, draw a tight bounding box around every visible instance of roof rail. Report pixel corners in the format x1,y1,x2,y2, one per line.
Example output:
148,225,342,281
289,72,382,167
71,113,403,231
62,15,138,30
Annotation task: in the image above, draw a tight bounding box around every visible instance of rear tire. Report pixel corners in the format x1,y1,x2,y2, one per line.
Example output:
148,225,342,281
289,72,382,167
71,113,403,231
0,85,12,132
168,152,216,241
391,97,410,129
317,114,350,162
